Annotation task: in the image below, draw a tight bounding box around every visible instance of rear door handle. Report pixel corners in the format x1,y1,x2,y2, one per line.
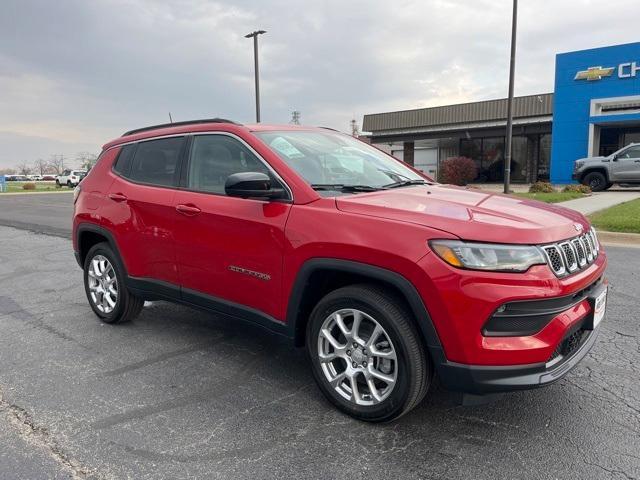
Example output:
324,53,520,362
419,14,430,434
108,192,128,202
175,204,201,216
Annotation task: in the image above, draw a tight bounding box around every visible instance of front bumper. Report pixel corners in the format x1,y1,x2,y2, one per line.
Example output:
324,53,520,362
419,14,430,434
435,318,599,394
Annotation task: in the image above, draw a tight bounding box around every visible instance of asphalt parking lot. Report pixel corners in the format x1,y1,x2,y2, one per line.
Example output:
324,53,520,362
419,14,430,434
0,204,639,479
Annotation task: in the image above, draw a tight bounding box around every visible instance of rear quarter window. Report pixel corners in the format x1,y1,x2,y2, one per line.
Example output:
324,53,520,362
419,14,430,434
113,144,136,176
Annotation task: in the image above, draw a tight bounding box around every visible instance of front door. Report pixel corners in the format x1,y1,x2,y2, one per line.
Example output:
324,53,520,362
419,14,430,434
612,145,640,181
172,133,291,320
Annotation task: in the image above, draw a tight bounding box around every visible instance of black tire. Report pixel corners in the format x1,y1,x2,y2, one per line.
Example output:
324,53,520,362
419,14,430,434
306,284,431,422
67,180,73,188
583,171,608,192
83,242,143,324
55,180,61,188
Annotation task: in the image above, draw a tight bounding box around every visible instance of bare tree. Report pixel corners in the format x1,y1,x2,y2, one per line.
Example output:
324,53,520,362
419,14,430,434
48,154,66,174
33,158,48,175
350,119,360,137
0,168,17,175
17,161,33,176
76,152,99,171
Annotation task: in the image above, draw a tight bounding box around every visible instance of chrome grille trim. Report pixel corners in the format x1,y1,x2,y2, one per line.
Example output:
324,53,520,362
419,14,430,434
542,245,566,276
572,238,587,267
559,242,578,272
541,230,600,277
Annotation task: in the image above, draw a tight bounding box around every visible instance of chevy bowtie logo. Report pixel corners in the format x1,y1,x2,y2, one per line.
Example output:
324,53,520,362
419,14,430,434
574,66,615,81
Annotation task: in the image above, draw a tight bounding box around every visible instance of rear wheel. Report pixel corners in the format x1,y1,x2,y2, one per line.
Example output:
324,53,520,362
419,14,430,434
83,242,143,324
583,171,608,191
306,284,431,422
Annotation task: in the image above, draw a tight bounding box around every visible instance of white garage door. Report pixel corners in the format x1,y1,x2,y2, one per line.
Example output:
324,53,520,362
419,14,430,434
392,148,438,178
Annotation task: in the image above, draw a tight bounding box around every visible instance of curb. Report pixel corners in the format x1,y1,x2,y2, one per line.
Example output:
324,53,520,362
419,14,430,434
598,230,640,248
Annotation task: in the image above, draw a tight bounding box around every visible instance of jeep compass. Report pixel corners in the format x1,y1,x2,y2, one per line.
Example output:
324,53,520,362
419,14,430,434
73,119,608,421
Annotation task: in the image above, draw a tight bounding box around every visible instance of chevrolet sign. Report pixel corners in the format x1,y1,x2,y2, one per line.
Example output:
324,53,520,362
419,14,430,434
575,61,640,81
574,66,615,81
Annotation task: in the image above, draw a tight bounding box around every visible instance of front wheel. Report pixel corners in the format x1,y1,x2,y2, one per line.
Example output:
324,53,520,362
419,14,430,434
306,285,431,422
583,171,608,192
83,242,143,324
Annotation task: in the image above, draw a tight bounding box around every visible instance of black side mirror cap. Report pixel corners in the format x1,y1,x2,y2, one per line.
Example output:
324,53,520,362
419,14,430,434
225,172,285,200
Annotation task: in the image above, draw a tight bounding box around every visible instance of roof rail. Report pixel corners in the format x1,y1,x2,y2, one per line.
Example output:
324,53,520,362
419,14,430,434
122,118,241,137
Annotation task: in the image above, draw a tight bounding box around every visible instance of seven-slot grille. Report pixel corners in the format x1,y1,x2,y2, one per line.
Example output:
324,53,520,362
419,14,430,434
541,229,600,277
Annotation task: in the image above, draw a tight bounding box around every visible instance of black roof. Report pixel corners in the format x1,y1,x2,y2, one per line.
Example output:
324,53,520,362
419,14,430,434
122,118,240,137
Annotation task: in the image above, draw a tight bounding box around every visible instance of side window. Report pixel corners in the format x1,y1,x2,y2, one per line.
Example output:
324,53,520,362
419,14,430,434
129,137,184,187
113,144,136,176
62,170,70,176
621,146,640,159
187,135,271,194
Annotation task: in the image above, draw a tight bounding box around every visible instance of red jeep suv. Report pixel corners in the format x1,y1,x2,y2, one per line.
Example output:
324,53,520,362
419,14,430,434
73,119,608,421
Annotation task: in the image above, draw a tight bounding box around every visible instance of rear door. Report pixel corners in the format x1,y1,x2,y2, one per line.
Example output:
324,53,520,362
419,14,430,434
103,136,186,286
172,133,291,320
612,145,640,181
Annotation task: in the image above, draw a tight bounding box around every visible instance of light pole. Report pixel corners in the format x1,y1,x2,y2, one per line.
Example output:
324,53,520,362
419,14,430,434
245,30,266,123
503,0,517,194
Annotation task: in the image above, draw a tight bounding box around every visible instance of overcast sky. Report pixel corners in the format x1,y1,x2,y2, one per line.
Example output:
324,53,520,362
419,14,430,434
1,0,639,168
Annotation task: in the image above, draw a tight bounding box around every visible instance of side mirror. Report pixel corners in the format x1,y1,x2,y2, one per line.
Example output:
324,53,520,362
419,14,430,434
225,172,285,200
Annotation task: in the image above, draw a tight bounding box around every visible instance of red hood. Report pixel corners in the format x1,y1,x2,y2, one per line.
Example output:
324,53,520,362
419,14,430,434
335,185,589,244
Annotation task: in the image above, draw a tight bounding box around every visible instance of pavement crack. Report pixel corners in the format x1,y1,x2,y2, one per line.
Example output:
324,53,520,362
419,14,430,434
0,387,101,480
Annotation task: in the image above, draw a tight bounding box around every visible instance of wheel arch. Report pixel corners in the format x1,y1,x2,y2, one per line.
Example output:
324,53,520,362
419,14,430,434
580,167,610,183
76,223,127,273
286,259,443,356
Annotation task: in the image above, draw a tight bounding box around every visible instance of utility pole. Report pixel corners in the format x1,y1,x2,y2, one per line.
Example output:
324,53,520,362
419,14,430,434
245,30,266,123
290,110,301,125
503,0,518,194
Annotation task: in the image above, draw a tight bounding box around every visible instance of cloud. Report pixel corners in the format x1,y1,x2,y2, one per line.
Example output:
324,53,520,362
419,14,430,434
1,0,639,167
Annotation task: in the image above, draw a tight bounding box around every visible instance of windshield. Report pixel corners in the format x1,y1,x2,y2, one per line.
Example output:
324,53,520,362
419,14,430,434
255,130,428,189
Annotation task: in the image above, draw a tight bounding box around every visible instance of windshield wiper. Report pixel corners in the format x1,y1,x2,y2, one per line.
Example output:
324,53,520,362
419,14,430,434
383,179,428,189
311,184,382,192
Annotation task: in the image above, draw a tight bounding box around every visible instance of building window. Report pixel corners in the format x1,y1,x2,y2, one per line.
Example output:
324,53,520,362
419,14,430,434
510,136,528,182
460,139,482,176
538,134,551,180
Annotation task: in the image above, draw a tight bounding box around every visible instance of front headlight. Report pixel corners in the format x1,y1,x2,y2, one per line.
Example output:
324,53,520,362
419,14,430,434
429,240,547,272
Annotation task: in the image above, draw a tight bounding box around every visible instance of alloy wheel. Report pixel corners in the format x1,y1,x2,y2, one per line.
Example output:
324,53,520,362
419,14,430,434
87,255,118,314
317,308,398,406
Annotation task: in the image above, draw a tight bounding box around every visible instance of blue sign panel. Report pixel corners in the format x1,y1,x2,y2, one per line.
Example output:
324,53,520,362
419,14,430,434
551,42,640,183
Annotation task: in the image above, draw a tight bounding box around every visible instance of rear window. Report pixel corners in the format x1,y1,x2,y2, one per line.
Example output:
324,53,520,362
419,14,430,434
128,137,185,187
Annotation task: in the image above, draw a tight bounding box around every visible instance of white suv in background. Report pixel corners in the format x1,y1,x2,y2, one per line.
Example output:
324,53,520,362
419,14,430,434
56,169,87,187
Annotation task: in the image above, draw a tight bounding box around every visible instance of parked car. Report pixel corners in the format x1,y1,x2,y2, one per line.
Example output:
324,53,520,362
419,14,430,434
5,174,29,181
28,174,44,181
73,119,608,421
573,142,640,191
42,175,57,181
56,169,87,187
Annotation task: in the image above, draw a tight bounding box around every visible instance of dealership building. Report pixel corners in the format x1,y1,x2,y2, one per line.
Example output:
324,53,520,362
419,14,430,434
362,42,640,183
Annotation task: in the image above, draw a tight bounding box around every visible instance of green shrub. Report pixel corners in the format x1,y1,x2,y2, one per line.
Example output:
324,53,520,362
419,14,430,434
563,183,591,194
529,181,555,193
440,157,477,186
22,182,36,190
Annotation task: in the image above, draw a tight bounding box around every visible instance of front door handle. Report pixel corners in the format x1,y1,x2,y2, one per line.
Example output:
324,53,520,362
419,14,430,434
108,192,128,202
175,204,201,216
